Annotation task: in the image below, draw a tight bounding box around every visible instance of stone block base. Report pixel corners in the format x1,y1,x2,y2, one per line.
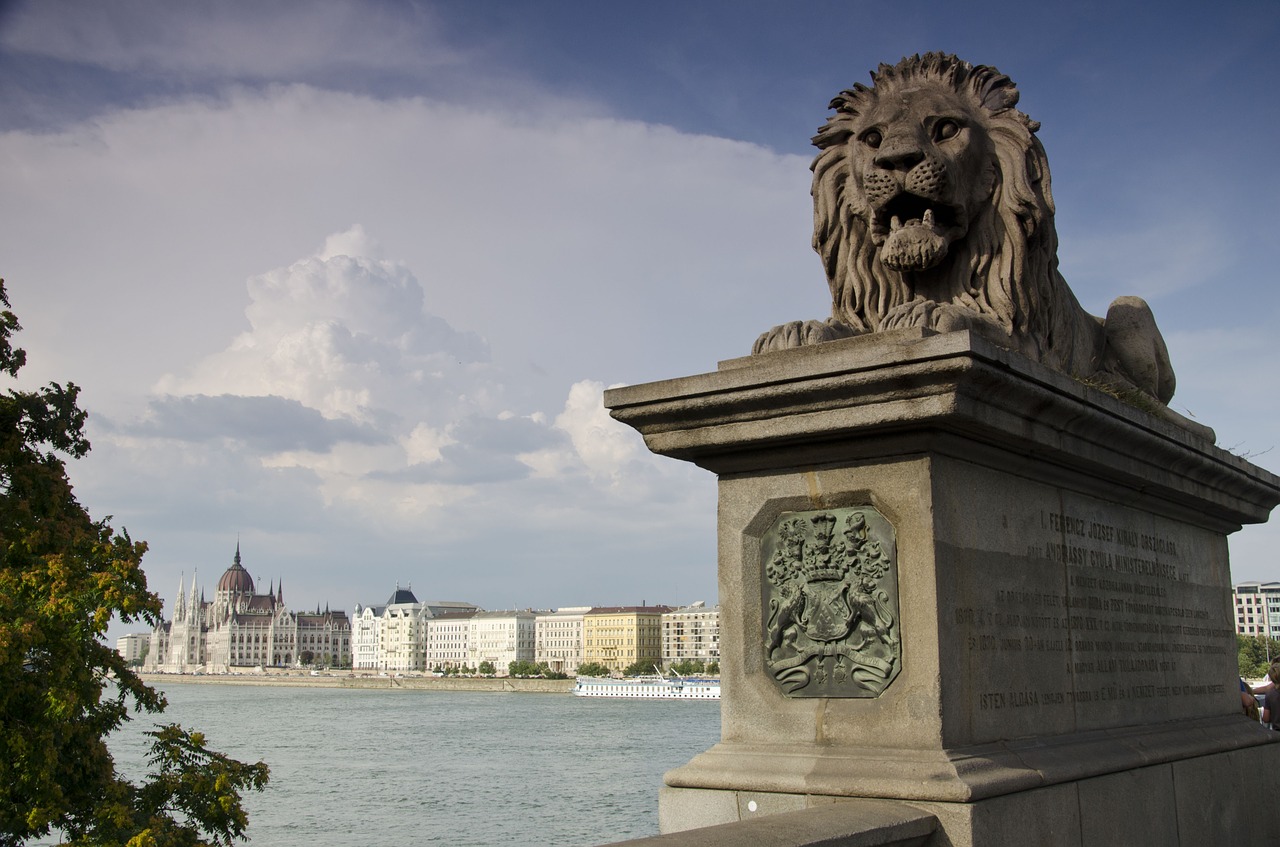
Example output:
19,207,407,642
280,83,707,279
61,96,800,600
660,742,1280,845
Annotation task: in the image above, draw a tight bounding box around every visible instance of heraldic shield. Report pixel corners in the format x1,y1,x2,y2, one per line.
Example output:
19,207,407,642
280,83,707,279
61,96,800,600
762,506,901,697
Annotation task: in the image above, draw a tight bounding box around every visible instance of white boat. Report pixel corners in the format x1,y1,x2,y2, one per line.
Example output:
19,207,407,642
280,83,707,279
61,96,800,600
573,671,720,700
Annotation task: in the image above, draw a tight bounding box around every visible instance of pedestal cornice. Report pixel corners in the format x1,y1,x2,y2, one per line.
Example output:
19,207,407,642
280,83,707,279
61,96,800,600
604,329,1280,528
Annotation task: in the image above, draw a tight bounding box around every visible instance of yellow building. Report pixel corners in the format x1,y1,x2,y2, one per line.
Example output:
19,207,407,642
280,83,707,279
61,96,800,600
582,606,671,672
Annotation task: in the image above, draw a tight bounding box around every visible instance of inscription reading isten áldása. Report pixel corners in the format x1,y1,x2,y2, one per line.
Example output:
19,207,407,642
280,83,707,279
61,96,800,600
957,510,1232,713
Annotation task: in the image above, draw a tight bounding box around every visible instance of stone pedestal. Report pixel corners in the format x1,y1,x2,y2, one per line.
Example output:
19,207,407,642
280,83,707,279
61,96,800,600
605,329,1280,846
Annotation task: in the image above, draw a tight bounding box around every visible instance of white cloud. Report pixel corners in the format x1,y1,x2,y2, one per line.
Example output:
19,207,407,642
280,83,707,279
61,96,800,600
404,423,454,465
0,84,816,421
155,227,491,426
71,221,717,609
549,380,647,484
2,80,815,611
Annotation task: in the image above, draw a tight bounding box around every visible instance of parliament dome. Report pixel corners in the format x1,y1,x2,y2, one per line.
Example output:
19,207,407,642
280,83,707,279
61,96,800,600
217,545,255,594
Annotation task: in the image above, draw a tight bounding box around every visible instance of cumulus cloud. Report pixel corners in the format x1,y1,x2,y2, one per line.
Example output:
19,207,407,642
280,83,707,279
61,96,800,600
0,81,811,611
109,229,708,570
156,226,491,425
515,380,648,485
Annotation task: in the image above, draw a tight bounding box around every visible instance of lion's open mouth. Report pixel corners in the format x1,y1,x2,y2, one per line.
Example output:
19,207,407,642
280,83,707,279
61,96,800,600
870,193,966,272
871,193,962,239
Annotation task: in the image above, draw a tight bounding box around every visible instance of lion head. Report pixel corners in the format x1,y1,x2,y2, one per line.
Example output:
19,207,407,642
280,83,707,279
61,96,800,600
754,54,1202,434
812,53,1103,367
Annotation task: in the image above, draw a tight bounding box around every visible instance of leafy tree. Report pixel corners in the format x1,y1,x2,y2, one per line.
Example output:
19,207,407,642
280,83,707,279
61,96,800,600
0,282,268,846
507,660,560,678
706,661,720,675
575,662,611,678
1238,635,1280,679
622,660,658,677
299,650,314,666
669,659,706,676
477,661,495,675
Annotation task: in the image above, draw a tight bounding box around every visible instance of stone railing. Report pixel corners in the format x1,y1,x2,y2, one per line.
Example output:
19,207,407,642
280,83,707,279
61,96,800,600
605,799,937,847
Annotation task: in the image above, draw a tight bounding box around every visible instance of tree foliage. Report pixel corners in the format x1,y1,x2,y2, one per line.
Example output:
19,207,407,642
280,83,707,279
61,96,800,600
0,281,268,846
506,660,568,679
622,660,658,677
575,662,611,678
1238,635,1280,679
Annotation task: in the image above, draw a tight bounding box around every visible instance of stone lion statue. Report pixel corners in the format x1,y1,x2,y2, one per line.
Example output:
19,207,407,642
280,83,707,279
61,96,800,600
755,53,1207,437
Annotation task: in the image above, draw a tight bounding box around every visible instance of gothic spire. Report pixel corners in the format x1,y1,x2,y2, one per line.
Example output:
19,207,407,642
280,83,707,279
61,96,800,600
175,572,186,620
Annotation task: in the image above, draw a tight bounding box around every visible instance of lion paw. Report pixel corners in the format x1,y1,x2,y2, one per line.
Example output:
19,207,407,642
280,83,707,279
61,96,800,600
881,300,1013,348
747,322,860,355
753,319,857,355
881,299,940,331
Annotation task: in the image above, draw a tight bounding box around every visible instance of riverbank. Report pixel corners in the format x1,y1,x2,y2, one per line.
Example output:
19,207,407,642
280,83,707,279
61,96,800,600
138,672,576,693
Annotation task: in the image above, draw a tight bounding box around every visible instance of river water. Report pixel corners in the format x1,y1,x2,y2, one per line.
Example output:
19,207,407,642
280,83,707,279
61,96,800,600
105,681,721,846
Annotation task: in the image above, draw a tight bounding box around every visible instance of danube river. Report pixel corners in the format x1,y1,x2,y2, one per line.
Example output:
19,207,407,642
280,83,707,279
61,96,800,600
107,681,721,846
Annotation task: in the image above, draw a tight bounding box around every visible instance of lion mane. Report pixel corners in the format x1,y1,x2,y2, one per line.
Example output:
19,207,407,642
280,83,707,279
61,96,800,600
759,53,1188,421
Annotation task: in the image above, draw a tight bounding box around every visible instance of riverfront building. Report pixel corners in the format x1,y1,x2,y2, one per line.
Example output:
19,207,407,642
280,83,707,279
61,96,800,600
468,610,537,670
582,606,672,672
145,545,352,672
661,601,720,668
1234,582,1280,638
351,603,383,670
536,607,591,674
351,587,479,671
426,611,477,669
376,587,431,672
116,632,149,665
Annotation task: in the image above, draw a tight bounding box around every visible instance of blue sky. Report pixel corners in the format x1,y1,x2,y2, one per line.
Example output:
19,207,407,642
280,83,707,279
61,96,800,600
1,0,1277,638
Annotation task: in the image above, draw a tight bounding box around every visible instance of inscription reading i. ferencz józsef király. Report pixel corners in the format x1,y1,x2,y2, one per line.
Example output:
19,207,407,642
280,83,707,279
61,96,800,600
955,510,1233,713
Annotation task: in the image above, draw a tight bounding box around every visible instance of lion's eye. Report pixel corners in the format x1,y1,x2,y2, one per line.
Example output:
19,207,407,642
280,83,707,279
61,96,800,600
861,130,882,149
933,119,960,141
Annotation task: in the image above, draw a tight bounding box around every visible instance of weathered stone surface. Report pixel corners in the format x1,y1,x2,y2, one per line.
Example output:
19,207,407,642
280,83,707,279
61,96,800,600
605,332,1280,842
751,53,1198,435
604,54,1279,843
628,796,937,846
608,330,1274,522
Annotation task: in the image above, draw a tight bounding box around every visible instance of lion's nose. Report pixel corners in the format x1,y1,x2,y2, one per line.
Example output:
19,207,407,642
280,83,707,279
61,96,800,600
873,137,925,171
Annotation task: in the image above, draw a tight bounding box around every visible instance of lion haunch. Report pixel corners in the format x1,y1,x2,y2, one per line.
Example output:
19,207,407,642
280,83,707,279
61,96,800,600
754,53,1206,438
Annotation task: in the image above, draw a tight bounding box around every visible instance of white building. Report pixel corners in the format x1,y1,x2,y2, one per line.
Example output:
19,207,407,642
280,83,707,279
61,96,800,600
468,610,536,673
377,587,431,672
662,601,721,668
352,588,479,671
1234,582,1280,638
426,612,476,669
351,603,384,670
145,546,352,672
535,607,590,674
116,632,150,665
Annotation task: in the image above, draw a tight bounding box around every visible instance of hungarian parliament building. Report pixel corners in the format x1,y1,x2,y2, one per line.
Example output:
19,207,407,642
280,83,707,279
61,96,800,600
141,547,720,675
144,545,351,673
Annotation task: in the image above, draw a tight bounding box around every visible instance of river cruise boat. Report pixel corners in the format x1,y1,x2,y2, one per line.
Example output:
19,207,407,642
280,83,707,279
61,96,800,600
573,672,720,700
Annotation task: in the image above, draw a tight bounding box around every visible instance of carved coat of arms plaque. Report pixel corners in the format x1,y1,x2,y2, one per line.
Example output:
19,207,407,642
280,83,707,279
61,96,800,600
762,507,900,697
